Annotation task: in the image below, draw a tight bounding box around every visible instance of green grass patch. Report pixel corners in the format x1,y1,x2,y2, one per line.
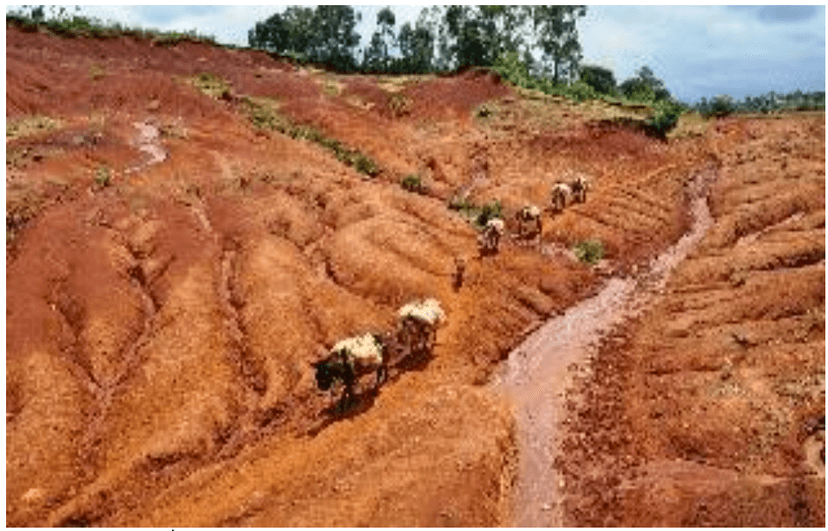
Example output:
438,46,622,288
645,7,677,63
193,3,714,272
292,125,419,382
448,196,502,229
572,239,605,265
240,96,380,177
401,174,423,193
94,166,112,188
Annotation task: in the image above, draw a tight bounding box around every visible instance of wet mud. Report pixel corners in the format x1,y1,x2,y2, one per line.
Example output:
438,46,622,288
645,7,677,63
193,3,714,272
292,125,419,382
495,165,717,526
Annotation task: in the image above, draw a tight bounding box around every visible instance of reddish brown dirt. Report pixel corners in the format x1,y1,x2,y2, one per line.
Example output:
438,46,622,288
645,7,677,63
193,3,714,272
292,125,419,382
6,25,823,527
554,115,825,526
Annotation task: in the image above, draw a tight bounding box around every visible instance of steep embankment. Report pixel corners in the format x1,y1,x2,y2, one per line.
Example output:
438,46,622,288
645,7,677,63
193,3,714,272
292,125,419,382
7,25,801,526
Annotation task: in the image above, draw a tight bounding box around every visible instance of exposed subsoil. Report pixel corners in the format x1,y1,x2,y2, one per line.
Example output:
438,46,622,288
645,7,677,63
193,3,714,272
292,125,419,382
495,164,717,526
554,115,825,527
6,25,824,527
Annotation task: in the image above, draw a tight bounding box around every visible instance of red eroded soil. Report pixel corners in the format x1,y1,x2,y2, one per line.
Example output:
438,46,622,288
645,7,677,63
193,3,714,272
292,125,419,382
6,25,823,526
555,116,825,526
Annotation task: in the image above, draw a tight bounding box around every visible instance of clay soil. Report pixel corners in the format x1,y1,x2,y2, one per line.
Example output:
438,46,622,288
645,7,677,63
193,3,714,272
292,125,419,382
6,25,824,526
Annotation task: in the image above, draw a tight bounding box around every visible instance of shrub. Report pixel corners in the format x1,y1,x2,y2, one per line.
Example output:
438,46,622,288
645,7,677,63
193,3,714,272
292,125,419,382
704,95,736,118
476,103,495,118
573,239,604,265
563,80,598,102
352,153,379,176
648,101,684,138
401,174,423,193
95,166,112,188
476,200,503,227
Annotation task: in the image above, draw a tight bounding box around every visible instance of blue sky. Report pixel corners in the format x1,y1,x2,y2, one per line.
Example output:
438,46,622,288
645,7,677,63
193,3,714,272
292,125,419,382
7,5,825,103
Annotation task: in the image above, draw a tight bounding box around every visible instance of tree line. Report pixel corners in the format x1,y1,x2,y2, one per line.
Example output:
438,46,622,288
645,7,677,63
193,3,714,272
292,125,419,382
248,5,587,83
693,90,825,117
247,5,684,132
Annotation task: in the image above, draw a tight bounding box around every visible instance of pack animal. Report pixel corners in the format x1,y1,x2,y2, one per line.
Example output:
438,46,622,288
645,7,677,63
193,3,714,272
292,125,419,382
312,333,388,410
515,205,542,238
570,175,589,203
550,183,571,212
397,298,445,360
477,217,505,255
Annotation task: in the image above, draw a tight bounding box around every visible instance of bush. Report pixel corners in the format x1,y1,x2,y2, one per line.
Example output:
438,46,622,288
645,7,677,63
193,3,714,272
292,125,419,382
95,166,112,188
476,200,503,227
705,95,736,118
648,101,683,138
352,153,379,176
573,239,604,265
493,51,533,88
448,195,475,212
563,81,598,102
401,174,423,193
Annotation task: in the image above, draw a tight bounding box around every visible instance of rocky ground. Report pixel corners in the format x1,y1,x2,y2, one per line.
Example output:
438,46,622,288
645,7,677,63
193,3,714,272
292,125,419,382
6,25,824,526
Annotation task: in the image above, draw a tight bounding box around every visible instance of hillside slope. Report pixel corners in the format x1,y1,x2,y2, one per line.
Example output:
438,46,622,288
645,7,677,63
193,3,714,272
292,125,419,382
6,26,821,526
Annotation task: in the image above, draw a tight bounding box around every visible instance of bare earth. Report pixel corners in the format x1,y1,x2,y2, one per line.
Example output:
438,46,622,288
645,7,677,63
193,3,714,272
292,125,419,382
6,26,824,526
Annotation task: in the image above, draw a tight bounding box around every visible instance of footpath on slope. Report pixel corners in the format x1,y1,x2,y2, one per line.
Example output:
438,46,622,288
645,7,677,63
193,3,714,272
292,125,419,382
493,164,717,526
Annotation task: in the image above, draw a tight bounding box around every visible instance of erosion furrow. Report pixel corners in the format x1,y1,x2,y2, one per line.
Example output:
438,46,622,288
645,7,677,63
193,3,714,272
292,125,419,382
599,192,675,225
570,208,650,239
48,287,100,392
498,164,716,526
220,244,269,397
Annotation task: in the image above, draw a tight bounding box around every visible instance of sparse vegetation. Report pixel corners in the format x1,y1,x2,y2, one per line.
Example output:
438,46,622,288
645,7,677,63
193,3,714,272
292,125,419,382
573,239,604,265
6,115,61,140
476,200,503,227
322,77,343,96
388,94,413,117
191,73,232,100
240,96,380,176
401,174,423,193
94,166,112,188
476,103,496,118
448,196,504,229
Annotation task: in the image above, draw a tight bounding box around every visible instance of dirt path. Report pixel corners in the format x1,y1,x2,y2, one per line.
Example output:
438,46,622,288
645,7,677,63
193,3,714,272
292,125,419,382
494,164,717,526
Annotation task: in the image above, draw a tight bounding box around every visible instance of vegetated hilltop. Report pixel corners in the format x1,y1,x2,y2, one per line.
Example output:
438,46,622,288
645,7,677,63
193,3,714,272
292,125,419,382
6,24,821,526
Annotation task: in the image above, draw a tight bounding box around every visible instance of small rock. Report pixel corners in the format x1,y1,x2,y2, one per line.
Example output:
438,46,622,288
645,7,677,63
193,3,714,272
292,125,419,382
22,487,44,504
147,99,160,111
541,503,551,511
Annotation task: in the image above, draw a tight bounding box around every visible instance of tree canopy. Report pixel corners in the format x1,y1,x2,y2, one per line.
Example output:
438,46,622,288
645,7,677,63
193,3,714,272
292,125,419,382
247,5,587,79
248,5,361,71
580,65,616,95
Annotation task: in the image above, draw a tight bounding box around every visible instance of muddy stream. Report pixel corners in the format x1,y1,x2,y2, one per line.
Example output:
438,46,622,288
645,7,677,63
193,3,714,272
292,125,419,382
493,165,716,526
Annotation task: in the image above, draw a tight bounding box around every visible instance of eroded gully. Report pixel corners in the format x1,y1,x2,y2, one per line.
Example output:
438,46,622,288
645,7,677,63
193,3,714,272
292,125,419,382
492,165,717,527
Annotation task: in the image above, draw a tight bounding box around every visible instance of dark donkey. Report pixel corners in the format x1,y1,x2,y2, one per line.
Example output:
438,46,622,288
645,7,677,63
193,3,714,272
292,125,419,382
312,333,389,411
